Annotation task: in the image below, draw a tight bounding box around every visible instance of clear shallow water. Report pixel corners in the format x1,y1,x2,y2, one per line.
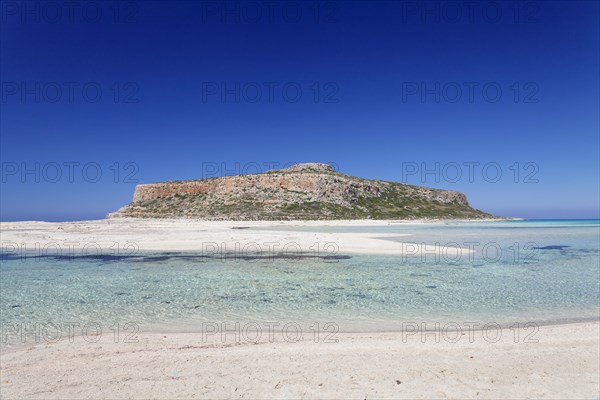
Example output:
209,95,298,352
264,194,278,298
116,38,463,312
1,220,598,347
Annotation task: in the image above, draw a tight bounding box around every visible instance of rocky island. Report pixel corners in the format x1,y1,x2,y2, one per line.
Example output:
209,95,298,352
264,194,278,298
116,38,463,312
109,163,496,220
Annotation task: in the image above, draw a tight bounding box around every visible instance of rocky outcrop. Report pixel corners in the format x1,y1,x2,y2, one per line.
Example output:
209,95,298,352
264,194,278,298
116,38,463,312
109,163,495,220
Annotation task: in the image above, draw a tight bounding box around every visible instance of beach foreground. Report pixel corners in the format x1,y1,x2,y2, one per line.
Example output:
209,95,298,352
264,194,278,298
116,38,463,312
1,322,598,399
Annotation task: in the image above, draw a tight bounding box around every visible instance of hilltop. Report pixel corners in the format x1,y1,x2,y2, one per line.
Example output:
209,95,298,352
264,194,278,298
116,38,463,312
109,163,497,220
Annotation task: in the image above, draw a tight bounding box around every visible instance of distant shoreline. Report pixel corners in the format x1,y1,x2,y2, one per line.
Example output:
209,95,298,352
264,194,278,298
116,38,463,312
1,216,517,224
0,218,516,256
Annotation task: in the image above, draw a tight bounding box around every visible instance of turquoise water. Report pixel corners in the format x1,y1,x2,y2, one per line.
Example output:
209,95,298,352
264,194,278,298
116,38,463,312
1,220,598,347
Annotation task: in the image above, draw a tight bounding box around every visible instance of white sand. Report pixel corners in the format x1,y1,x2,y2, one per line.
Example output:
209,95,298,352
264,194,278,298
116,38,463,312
0,218,483,256
1,322,598,399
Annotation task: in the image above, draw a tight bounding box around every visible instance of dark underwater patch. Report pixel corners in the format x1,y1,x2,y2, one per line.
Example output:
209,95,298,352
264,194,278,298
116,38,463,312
0,252,23,261
1,251,351,263
533,245,570,250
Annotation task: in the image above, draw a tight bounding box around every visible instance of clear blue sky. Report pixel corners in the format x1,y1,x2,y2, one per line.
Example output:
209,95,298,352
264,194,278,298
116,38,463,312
1,1,599,221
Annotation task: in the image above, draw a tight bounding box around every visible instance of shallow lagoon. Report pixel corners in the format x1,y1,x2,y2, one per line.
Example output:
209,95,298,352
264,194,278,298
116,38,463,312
1,220,598,347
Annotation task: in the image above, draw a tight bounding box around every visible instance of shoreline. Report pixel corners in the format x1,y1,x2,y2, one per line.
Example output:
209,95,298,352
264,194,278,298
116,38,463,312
3,315,599,356
0,218,511,257
2,216,516,225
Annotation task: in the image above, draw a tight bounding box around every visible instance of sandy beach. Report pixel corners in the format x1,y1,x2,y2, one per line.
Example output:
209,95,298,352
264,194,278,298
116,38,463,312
1,322,598,399
0,218,500,257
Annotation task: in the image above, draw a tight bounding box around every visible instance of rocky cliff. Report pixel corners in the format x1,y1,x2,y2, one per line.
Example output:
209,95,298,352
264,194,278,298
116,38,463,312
109,163,496,220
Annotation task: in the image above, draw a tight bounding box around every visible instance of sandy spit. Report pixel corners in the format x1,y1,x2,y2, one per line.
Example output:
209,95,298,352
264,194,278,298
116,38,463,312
0,218,499,256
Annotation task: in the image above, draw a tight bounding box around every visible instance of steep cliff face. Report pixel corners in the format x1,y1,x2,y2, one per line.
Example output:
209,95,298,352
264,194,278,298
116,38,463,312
109,163,495,220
